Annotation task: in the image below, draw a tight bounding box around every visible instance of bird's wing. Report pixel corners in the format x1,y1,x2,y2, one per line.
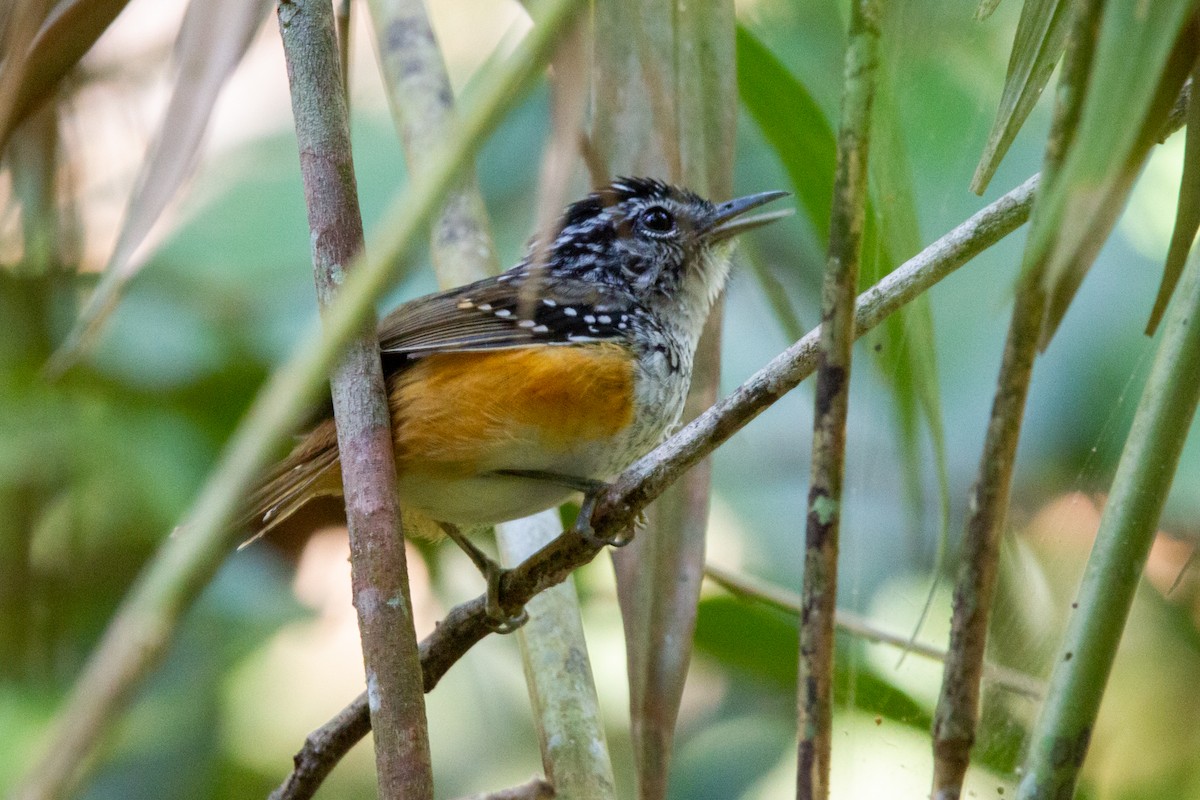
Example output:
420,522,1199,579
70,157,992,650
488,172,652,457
377,267,638,357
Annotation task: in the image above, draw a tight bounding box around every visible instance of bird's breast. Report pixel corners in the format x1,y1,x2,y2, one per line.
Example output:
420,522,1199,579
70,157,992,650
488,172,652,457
388,343,687,525
389,345,637,466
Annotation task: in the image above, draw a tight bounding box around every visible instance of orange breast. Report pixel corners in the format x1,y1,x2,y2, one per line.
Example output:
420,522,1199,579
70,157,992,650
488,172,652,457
388,344,636,478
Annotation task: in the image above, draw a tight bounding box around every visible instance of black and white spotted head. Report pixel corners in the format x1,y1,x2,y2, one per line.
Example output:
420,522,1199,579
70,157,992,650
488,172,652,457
536,178,788,338
378,179,788,363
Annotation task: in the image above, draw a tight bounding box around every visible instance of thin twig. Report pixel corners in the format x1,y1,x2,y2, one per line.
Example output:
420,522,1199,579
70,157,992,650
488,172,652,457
798,2,880,798
271,169,1042,799
8,5,581,799
269,696,373,800
703,564,1044,700
278,1,432,797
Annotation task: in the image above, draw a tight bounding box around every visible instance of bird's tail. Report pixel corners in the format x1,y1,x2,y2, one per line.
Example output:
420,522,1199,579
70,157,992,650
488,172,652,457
238,420,341,549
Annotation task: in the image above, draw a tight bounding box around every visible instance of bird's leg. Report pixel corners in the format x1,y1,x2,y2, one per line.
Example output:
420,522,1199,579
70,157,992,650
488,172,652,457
436,522,527,633
492,469,636,548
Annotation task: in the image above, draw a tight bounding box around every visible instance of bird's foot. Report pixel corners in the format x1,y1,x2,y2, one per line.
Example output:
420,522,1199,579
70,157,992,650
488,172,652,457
437,522,527,633
570,487,635,549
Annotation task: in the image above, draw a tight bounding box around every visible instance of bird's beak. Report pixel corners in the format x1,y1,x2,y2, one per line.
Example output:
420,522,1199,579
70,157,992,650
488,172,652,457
706,190,792,242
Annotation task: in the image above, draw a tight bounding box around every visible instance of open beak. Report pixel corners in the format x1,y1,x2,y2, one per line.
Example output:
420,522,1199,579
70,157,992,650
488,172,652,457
707,190,792,242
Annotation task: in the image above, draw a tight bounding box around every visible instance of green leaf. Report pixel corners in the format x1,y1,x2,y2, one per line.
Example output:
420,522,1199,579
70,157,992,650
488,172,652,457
693,595,931,724
1147,61,1200,335
867,36,952,638
1025,1,1198,345
971,0,1070,194
695,595,797,691
736,24,836,248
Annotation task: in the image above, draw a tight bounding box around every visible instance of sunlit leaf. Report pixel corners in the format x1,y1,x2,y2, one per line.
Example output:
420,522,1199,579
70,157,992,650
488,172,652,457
0,0,131,150
971,0,1069,194
45,0,273,375
866,46,952,636
1147,63,1200,335
1026,1,1198,345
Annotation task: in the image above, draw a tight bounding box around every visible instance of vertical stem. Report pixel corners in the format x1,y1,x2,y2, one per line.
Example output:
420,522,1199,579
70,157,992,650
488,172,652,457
277,1,433,798
930,280,1042,797
796,2,879,798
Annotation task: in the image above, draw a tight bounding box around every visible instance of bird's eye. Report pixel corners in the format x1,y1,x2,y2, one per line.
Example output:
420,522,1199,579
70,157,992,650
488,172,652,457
639,206,676,236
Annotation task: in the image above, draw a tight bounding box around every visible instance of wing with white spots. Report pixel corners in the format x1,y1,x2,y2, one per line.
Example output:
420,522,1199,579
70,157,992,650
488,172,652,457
377,266,639,357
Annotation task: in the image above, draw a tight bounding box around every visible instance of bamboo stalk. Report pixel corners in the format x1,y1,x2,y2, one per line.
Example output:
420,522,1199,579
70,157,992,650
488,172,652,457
8,3,580,797
276,1,432,797
1016,240,1200,799
797,2,880,798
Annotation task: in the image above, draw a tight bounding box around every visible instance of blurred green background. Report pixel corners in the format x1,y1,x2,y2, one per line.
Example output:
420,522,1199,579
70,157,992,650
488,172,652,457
3,0,1200,798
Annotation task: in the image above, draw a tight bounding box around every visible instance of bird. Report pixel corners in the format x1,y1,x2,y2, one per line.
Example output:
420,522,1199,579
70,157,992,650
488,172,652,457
241,177,789,630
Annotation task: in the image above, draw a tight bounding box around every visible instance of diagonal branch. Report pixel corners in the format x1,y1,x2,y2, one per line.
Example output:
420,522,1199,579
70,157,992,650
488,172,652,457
8,4,581,799
272,170,1041,799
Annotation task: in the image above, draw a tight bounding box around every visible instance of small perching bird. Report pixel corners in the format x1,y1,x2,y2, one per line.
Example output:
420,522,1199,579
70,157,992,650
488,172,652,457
242,177,789,629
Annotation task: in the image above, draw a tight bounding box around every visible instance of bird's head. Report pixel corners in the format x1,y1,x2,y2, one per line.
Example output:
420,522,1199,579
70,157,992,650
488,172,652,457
542,177,789,334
